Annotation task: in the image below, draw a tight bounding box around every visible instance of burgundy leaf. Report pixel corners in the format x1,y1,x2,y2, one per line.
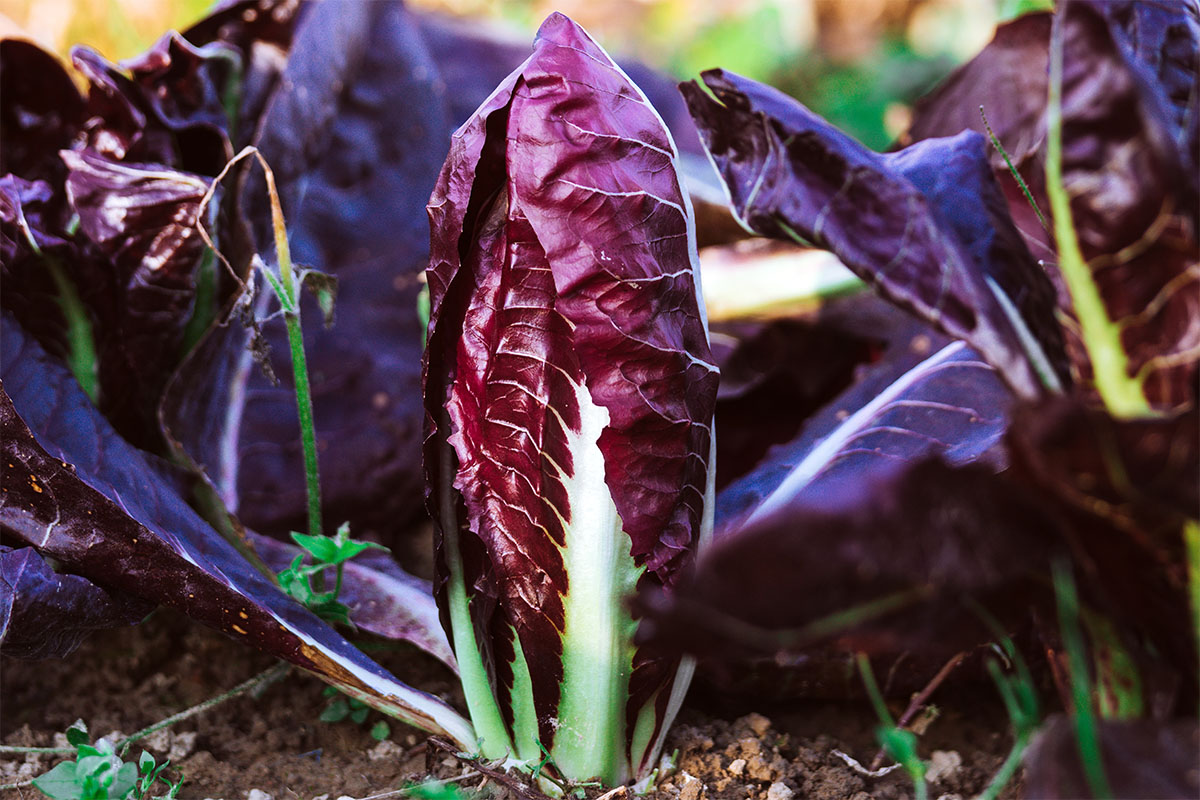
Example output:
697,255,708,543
681,70,1069,400
425,12,716,769
62,150,211,450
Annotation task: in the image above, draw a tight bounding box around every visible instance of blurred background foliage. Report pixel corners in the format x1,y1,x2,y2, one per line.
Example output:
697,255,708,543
0,0,1052,149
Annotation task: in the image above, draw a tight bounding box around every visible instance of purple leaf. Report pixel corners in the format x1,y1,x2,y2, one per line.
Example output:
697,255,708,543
0,313,472,744
248,532,456,671
0,39,85,186
640,456,1056,661
716,335,1014,533
219,0,452,540
908,0,1199,411
1023,714,1200,799
680,70,1068,400
0,546,151,659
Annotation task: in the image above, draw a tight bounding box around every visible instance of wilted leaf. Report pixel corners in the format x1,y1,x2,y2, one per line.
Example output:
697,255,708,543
225,0,452,541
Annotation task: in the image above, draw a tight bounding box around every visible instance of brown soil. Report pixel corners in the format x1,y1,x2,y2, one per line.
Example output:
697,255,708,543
1,610,1020,800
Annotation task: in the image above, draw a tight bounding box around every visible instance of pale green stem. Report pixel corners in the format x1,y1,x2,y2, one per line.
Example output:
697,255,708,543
1046,13,1150,418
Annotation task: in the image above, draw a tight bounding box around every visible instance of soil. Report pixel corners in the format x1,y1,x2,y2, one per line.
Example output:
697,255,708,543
1,609,1021,800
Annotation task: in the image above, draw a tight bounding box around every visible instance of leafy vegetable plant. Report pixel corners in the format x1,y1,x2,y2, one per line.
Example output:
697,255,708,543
2,0,1197,797
424,13,717,784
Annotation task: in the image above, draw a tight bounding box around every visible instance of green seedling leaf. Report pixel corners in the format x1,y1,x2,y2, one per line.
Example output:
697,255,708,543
350,706,369,725
32,762,81,800
290,532,340,565
320,699,350,723
65,721,89,748
370,721,390,741
404,781,468,800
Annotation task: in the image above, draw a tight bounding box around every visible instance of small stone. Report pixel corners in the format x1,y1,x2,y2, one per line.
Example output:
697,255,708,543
935,795,963,800
312,795,330,800
745,754,774,781
368,739,403,761
727,757,747,776
247,792,273,800
744,713,771,737
679,772,704,800
926,750,963,784
766,783,793,800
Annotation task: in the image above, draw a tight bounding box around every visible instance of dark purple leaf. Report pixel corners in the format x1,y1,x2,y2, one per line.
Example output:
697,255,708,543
1023,714,1200,799
716,336,1014,533
681,70,1069,400
0,174,108,379
0,313,472,744
0,545,152,659
1008,398,1198,684
0,39,85,186
425,11,716,768
117,31,240,174
640,456,1057,661
908,1,1199,411
62,149,211,450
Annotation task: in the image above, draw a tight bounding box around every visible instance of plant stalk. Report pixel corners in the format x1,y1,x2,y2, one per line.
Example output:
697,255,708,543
1045,11,1150,418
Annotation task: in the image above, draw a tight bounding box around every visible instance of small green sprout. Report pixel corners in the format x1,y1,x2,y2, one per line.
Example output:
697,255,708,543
317,686,392,741
856,654,927,800
277,521,388,627
32,722,183,800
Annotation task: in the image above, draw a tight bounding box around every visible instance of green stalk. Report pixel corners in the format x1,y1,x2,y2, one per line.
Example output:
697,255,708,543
258,156,323,540
1053,561,1113,799
44,255,100,404
12,204,99,403
1045,13,1150,418
438,442,514,760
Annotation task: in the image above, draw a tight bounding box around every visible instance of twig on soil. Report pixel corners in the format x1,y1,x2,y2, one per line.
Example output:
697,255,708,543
115,661,290,756
427,737,554,800
343,770,481,800
868,651,965,770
